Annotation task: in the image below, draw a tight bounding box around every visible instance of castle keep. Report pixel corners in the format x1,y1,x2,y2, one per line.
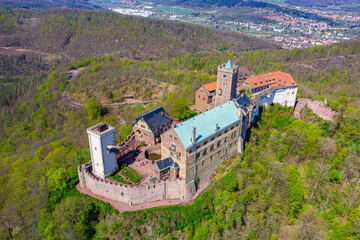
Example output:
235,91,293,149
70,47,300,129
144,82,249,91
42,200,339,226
87,123,117,179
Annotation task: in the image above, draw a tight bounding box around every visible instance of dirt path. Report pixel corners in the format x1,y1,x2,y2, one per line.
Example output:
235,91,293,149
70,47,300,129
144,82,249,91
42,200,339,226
117,171,135,185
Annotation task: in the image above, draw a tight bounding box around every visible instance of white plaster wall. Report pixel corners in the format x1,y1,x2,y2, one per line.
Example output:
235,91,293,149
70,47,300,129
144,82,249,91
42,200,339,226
88,133,105,178
135,118,152,133
273,87,297,107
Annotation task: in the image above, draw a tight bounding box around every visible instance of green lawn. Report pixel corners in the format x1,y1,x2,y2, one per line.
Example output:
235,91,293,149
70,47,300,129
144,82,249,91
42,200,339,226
121,166,142,183
109,174,131,184
155,6,191,15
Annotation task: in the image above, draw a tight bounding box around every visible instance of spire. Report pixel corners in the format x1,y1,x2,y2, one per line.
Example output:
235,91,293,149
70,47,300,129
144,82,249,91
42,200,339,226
225,59,233,70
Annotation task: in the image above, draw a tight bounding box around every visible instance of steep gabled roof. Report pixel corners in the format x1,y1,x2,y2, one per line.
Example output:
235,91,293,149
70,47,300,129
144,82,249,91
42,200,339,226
135,107,172,133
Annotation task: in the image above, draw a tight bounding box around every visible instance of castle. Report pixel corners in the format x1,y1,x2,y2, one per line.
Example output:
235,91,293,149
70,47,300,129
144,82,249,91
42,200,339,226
78,60,298,206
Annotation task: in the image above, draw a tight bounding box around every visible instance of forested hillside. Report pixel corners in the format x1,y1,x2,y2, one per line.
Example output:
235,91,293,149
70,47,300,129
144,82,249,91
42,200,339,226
0,8,274,108
0,0,96,10
0,9,274,61
0,8,359,240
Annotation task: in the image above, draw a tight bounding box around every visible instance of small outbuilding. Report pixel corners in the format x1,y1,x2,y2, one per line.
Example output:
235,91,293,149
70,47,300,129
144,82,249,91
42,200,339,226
153,157,179,180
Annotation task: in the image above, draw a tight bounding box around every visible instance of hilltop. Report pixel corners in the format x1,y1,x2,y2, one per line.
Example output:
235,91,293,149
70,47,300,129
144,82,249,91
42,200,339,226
0,7,359,240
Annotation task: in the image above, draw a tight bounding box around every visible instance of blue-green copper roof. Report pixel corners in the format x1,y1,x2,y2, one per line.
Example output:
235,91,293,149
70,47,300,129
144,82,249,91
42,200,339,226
225,59,233,70
174,101,241,149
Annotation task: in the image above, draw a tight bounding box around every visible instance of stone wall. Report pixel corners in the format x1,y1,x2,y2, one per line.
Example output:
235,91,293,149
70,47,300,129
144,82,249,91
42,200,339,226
133,126,156,145
78,163,192,205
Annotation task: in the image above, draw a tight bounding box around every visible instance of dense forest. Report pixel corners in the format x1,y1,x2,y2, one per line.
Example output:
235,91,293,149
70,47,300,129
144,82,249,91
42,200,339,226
0,9,274,61
0,0,96,10
0,8,359,240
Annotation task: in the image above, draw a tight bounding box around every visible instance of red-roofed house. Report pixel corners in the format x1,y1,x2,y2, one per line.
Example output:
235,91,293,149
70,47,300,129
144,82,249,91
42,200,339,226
243,71,298,107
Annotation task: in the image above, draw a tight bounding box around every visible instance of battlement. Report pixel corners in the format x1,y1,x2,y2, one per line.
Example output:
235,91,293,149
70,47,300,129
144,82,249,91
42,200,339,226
78,162,192,205
87,122,115,137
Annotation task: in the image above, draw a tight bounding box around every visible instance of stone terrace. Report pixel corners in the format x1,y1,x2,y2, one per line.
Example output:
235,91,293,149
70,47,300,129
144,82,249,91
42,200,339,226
294,98,338,123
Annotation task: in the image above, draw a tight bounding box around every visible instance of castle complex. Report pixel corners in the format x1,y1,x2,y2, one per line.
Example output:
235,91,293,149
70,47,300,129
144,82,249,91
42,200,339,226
78,60,298,206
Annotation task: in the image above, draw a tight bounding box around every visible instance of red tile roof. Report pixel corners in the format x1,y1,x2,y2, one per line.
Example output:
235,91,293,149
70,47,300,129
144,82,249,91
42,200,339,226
244,71,297,90
203,81,245,95
203,81,217,95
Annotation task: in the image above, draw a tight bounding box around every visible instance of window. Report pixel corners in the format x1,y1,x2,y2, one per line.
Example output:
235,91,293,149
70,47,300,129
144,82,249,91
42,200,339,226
218,89,222,96
174,136,177,141
188,149,193,154
196,153,200,158
170,134,173,139
224,137,228,143
141,119,145,123
217,140,221,148
204,141,208,145
231,126,234,130
198,95,200,98
210,144,215,151
211,137,215,141
171,143,176,151
203,148,208,156
141,124,145,128
95,147,97,150
225,129,228,133
222,82,226,86
223,74,227,78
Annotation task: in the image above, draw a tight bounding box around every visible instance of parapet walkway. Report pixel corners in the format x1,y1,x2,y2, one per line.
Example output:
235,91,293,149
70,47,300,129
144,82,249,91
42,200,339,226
76,180,212,213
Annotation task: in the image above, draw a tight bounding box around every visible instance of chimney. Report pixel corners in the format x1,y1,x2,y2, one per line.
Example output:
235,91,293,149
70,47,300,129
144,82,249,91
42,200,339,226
215,123,218,132
192,127,196,143
270,72,272,76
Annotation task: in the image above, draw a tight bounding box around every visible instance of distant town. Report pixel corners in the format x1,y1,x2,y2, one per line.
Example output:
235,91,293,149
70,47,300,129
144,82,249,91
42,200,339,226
91,0,360,49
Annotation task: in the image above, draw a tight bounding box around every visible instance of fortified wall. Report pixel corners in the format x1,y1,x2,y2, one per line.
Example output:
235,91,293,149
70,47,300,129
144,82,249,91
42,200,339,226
78,163,195,205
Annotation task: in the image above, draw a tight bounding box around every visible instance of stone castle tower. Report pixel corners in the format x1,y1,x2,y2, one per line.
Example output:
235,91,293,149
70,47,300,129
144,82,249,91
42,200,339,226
87,123,117,179
215,59,238,107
